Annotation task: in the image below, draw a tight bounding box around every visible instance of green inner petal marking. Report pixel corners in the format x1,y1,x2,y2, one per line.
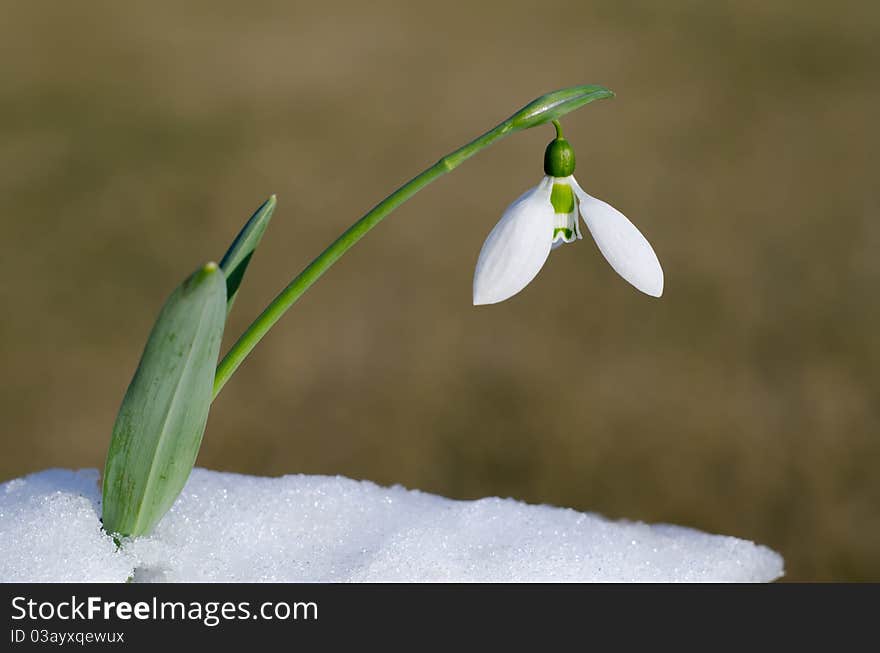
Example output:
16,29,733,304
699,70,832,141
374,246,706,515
550,182,575,214
553,228,574,240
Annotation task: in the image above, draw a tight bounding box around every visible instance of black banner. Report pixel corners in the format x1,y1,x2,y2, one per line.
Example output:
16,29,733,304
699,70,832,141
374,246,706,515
2,584,876,648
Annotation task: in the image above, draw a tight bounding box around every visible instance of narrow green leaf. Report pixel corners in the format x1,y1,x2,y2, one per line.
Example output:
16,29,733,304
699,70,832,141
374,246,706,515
219,195,276,314
102,262,227,537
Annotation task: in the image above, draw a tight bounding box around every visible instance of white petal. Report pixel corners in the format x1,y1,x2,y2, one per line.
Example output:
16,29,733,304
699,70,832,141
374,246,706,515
570,176,664,297
473,177,555,305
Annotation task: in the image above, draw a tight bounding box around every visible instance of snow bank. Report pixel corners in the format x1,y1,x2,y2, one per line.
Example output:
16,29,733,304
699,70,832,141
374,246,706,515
0,468,783,583
0,470,133,582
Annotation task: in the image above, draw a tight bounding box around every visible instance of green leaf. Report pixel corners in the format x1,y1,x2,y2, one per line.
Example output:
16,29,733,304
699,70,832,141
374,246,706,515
219,195,276,314
102,262,227,537
507,85,615,131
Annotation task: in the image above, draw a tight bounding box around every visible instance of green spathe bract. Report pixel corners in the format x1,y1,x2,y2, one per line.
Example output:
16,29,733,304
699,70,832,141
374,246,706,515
102,262,227,537
508,85,614,131
219,195,277,315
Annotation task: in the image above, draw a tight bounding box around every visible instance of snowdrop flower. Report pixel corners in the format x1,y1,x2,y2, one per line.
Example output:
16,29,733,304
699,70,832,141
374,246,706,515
473,123,663,305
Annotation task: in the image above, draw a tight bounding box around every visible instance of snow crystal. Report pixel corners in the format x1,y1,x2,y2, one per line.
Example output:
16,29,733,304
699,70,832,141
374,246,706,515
0,468,783,583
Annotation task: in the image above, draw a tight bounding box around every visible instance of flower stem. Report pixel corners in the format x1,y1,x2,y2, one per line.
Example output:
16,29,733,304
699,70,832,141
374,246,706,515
212,120,514,398
212,83,615,398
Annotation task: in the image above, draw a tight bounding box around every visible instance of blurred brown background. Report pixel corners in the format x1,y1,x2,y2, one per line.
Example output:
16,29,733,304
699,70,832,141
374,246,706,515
1,0,878,580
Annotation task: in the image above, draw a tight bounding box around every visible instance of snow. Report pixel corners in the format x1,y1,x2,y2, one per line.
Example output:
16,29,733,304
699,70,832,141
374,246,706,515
0,468,784,583
0,470,133,582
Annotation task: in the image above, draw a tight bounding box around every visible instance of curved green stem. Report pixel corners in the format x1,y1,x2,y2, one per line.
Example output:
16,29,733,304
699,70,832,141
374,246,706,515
212,83,615,398
212,120,514,398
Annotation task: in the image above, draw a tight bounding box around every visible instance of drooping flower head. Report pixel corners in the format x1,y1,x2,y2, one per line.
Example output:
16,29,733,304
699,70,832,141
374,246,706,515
473,122,663,305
